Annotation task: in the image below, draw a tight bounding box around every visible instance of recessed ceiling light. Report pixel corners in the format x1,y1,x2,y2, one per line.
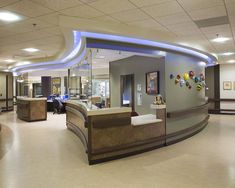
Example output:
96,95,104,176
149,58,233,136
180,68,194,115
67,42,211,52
22,48,39,52
227,60,235,63
0,11,21,22
4,59,15,63
211,37,230,43
220,52,234,56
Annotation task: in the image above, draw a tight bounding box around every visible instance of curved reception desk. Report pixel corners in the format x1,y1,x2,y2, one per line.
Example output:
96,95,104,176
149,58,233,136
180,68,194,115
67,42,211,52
17,98,47,122
66,101,166,164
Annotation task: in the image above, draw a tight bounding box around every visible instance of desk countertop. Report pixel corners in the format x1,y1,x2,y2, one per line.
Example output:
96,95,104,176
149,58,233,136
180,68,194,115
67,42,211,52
17,97,47,101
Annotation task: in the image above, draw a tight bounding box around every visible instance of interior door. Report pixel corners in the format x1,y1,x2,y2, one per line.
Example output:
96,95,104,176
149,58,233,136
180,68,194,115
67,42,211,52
120,74,134,111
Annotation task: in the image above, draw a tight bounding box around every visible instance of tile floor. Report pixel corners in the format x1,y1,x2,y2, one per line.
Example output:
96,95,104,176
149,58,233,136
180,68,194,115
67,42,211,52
0,111,235,188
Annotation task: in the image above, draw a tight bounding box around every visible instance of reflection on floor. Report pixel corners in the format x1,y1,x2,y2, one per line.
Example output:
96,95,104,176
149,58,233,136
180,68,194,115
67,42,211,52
0,111,235,188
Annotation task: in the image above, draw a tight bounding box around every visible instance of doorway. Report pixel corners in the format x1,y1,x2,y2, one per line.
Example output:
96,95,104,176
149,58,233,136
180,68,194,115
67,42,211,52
120,74,134,111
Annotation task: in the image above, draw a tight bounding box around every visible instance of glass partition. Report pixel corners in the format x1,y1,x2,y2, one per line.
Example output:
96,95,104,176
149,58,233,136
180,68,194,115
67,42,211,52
69,49,93,109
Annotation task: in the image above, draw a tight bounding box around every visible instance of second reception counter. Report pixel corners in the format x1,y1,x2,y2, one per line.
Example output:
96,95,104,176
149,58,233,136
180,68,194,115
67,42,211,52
66,100,166,164
17,97,47,122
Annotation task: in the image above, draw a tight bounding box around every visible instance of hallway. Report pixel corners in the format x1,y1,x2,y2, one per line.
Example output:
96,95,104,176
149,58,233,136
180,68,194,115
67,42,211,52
0,112,235,188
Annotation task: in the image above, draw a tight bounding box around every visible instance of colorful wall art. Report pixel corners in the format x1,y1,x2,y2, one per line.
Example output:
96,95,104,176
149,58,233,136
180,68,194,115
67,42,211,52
170,71,206,91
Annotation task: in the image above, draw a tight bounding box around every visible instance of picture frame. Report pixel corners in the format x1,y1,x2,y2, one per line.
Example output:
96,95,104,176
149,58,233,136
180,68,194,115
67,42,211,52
146,71,159,95
223,81,232,90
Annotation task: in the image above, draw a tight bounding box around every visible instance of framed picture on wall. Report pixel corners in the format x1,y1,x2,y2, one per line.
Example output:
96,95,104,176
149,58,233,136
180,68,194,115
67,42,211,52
223,81,232,90
146,71,159,95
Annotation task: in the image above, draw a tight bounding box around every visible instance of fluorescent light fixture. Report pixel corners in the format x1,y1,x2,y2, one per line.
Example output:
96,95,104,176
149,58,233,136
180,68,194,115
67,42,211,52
227,60,235,63
211,37,230,43
4,59,15,63
3,69,10,72
22,48,39,52
220,52,234,56
0,11,21,22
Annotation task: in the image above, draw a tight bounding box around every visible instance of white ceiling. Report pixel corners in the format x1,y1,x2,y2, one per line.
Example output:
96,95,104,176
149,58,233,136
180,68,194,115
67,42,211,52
0,0,235,68
91,48,163,69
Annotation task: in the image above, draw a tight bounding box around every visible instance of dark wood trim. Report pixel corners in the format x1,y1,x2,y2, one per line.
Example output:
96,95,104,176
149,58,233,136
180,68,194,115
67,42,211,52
66,121,88,151
166,115,209,142
166,122,208,145
91,135,165,155
209,98,235,102
90,115,209,156
214,65,220,109
219,109,235,112
167,102,209,118
0,98,13,101
89,143,164,165
6,75,8,110
89,115,209,165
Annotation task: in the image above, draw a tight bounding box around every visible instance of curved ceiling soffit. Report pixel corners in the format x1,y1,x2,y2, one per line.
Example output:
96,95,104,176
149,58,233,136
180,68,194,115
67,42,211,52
10,19,218,75
10,29,87,75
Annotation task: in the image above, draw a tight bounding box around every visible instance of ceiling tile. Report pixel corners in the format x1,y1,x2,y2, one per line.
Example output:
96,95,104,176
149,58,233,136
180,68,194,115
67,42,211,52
110,9,149,23
167,21,202,36
188,6,227,20
201,24,231,35
31,0,83,11
127,18,168,31
177,0,224,11
88,0,136,14
0,18,54,39
60,4,104,18
141,1,184,18
0,0,19,7
80,0,98,3
5,0,53,17
91,15,120,23
166,21,198,30
226,2,235,15
36,13,60,26
155,12,191,26
41,26,62,35
229,15,235,27
129,0,173,8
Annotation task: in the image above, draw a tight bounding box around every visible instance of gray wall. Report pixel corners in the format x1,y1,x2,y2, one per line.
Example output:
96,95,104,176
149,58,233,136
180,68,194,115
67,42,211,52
165,53,207,135
110,55,165,115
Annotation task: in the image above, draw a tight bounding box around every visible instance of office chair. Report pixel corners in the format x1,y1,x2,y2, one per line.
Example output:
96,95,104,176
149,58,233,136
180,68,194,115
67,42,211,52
52,99,63,114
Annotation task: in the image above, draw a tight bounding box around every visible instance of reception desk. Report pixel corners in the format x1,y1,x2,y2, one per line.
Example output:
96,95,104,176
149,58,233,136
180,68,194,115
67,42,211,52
66,100,166,164
17,98,47,122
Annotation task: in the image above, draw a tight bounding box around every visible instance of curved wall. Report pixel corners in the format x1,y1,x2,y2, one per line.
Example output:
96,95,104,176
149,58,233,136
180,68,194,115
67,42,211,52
165,53,208,143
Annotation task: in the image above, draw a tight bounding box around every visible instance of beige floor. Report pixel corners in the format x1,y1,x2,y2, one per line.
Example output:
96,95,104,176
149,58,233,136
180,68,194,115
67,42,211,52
0,112,235,188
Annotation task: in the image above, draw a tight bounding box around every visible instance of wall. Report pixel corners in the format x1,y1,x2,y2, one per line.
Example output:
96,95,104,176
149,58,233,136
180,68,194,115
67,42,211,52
220,64,235,109
165,53,207,136
28,69,68,96
110,55,165,115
